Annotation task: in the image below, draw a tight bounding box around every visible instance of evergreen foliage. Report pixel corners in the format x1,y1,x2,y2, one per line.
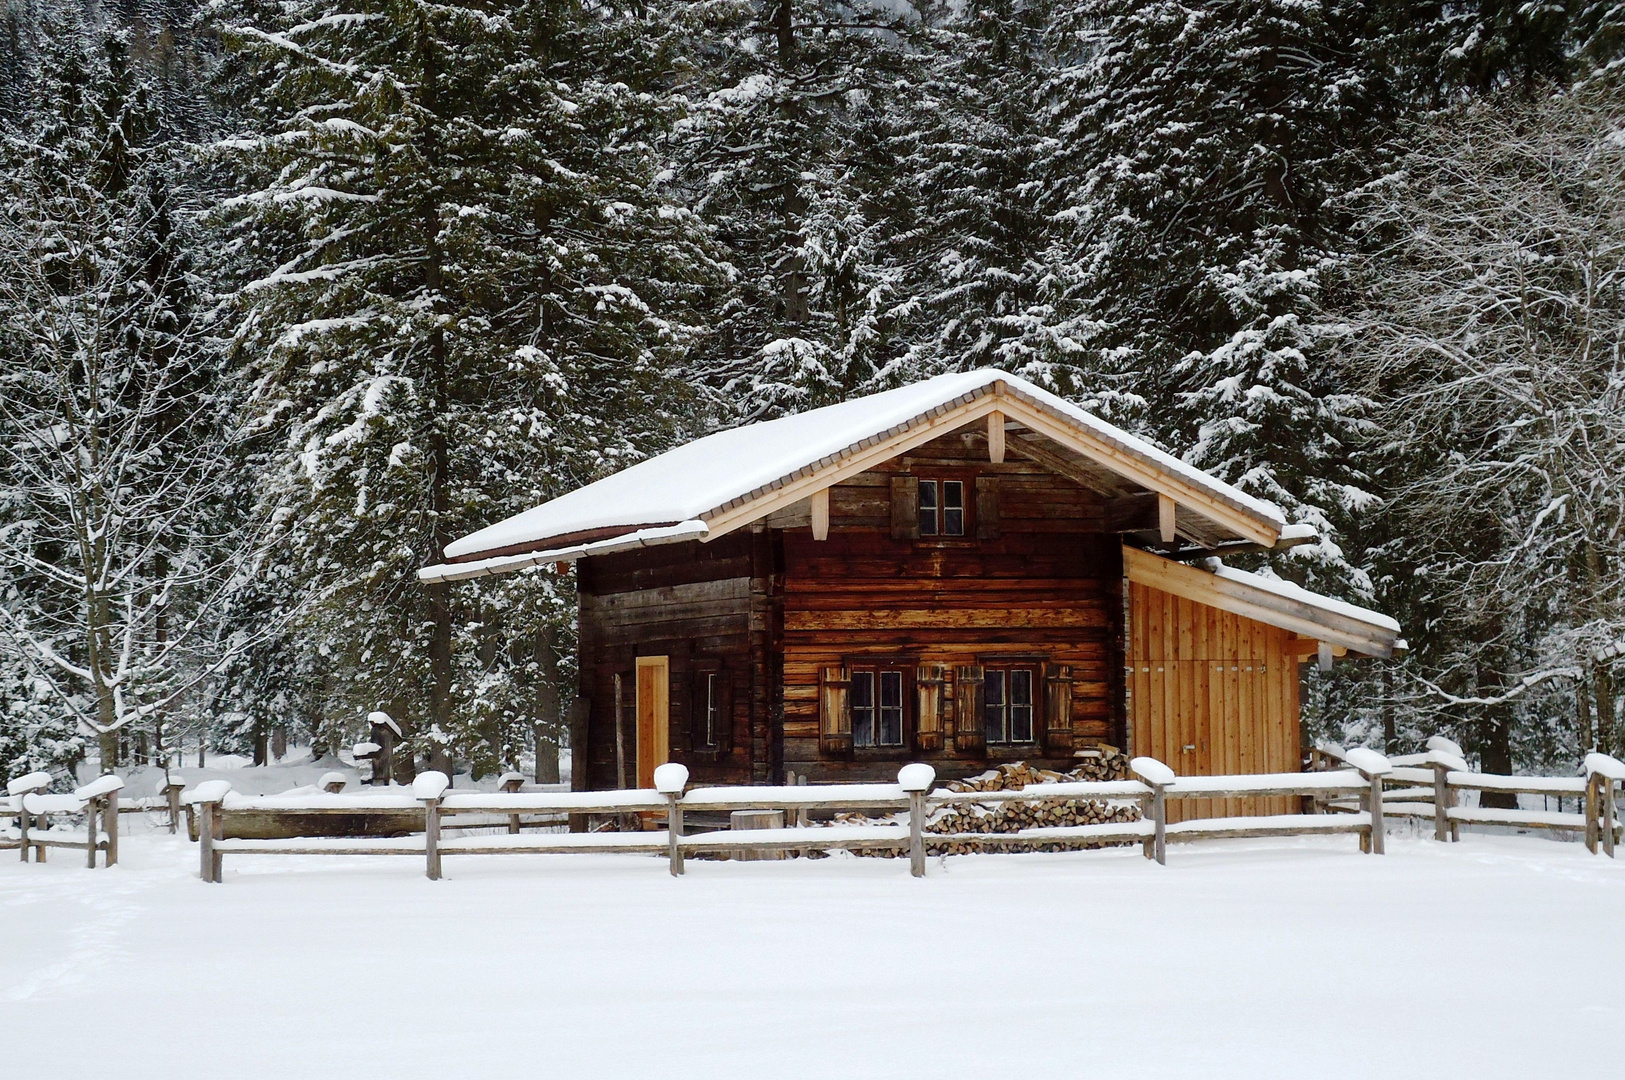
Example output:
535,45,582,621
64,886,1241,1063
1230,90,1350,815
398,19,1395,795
0,0,1620,779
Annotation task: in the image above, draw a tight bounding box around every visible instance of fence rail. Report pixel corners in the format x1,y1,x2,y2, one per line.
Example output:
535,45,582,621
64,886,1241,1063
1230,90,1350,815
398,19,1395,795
2,773,123,867
1313,739,1624,854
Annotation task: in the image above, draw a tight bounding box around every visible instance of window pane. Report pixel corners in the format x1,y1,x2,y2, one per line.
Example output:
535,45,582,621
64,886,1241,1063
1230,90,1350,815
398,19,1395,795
852,671,875,747
942,481,964,535
984,669,1005,743
879,670,904,746
1010,669,1033,743
706,673,719,748
917,480,938,536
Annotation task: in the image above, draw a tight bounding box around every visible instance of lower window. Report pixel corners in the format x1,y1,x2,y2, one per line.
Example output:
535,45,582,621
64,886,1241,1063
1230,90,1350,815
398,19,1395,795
852,667,906,747
985,667,1036,744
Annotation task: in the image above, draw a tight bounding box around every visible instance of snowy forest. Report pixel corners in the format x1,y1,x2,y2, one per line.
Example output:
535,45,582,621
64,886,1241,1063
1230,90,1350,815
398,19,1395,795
1,0,1621,785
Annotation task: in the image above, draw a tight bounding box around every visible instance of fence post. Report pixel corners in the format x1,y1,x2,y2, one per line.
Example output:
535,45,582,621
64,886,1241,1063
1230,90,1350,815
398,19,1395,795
105,786,119,867
1585,774,1599,855
1343,748,1390,855
413,771,451,881
1605,778,1616,859
1431,763,1449,843
86,797,99,869
17,800,28,862
1152,785,1167,865
165,780,183,834
199,800,217,882
501,773,524,834
898,764,935,878
666,794,684,876
423,797,442,881
653,763,689,877
1368,773,1385,855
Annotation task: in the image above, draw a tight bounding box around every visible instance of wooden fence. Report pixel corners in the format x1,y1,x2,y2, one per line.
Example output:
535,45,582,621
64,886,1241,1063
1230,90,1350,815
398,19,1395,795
186,755,1408,882
1313,738,1625,856
2,774,124,867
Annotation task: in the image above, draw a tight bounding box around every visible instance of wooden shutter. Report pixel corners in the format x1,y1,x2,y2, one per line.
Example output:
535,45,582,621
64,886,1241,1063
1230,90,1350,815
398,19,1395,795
819,664,853,757
915,663,946,752
890,476,918,540
975,476,1000,539
954,665,986,753
1044,663,1075,754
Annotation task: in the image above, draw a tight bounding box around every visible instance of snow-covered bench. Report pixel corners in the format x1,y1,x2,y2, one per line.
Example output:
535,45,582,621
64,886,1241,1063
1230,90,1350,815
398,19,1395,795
4,773,124,867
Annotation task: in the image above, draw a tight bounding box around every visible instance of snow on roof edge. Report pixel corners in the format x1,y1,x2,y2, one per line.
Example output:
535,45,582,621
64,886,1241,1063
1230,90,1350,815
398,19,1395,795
440,370,1289,564
1206,560,1401,635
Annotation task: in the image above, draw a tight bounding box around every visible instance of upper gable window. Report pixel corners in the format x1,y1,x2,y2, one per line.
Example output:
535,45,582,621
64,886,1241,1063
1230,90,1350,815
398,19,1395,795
917,479,965,537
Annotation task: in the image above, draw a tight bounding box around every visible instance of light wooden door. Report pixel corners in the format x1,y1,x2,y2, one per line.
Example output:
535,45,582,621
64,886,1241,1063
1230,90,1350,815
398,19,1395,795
635,656,670,789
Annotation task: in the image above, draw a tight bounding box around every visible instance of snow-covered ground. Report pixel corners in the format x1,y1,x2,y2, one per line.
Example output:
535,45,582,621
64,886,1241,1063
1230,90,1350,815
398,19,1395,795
4,823,1621,1079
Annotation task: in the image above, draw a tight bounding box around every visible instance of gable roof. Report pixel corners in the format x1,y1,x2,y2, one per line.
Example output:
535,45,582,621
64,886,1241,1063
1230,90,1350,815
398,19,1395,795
421,369,1294,583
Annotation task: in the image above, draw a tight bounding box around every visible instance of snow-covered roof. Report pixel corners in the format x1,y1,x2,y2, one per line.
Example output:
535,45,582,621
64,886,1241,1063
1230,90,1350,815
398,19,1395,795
1205,560,1401,635
424,370,1292,582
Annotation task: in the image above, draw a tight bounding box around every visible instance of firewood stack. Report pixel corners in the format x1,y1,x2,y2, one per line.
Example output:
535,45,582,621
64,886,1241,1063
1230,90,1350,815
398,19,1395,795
838,750,1145,856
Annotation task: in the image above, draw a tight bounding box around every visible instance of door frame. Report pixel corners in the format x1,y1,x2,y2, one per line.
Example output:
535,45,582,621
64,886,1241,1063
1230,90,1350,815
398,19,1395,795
634,655,670,789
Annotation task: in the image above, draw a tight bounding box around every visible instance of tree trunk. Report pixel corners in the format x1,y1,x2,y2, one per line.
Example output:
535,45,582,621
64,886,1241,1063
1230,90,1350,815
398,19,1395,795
417,9,456,750
533,627,561,783
1596,661,1616,758
1379,663,1395,753
1578,668,1594,753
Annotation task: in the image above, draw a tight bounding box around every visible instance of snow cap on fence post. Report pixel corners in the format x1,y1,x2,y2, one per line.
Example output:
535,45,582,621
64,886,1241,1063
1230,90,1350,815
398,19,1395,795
1426,748,1470,774
318,772,349,793
367,710,403,737
1425,735,1466,760
1130,757,1176,786
74,774,124,801
897,763,935,793
1585,753,1625,781
1344,747,1391,777
7,771,52,796
412,771,451,801
653,762,689,795
185,780,232,805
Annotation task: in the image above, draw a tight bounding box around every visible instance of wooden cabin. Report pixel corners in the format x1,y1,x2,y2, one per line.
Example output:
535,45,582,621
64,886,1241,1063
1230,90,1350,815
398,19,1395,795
421,371,1401,818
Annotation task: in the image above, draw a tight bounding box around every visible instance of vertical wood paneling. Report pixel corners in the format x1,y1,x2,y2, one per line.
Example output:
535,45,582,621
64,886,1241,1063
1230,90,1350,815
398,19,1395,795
1128,580,1303,821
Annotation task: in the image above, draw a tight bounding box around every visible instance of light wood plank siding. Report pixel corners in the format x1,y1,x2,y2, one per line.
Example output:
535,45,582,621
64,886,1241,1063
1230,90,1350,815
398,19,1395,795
1127,579,1300,821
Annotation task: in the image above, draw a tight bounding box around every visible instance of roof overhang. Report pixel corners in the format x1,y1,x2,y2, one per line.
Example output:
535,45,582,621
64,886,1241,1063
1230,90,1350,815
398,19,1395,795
419,521,709,584
1123,545,1401,659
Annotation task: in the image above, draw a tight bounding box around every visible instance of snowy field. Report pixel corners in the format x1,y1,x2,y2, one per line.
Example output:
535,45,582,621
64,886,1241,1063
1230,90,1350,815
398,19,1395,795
4,823,1622,1079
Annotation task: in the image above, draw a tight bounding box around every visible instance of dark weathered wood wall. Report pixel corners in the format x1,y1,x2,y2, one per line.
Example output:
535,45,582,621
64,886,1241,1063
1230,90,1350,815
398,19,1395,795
576,532,776,789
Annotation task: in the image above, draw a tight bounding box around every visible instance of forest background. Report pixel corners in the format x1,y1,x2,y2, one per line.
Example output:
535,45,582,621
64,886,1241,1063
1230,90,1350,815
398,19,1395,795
2,0,1622,788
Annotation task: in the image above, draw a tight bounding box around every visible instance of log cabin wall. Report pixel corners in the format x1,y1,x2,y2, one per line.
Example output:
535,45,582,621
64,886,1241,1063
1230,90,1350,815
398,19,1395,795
776,427,1126,784
1126,579,1301,821
576,531,779,789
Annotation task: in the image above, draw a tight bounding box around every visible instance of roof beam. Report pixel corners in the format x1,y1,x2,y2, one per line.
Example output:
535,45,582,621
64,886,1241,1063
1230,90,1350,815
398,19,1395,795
996,392,1281,547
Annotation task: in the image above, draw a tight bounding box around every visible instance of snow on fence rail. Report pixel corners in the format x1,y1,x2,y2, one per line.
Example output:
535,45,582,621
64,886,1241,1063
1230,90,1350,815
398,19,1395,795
1311,739,1624,856
2,773,124,867
180,752,1421,883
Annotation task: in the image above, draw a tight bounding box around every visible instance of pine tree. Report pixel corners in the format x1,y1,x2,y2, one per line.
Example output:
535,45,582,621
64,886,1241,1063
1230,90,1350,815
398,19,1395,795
0,10,236,771
1039,0,1388,596
213,0,725,774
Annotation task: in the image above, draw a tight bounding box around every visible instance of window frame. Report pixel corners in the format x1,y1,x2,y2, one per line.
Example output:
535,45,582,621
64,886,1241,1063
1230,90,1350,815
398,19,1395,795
915,475,972,539
845,657,915,753
689,659,728,757
982,661,1042,747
